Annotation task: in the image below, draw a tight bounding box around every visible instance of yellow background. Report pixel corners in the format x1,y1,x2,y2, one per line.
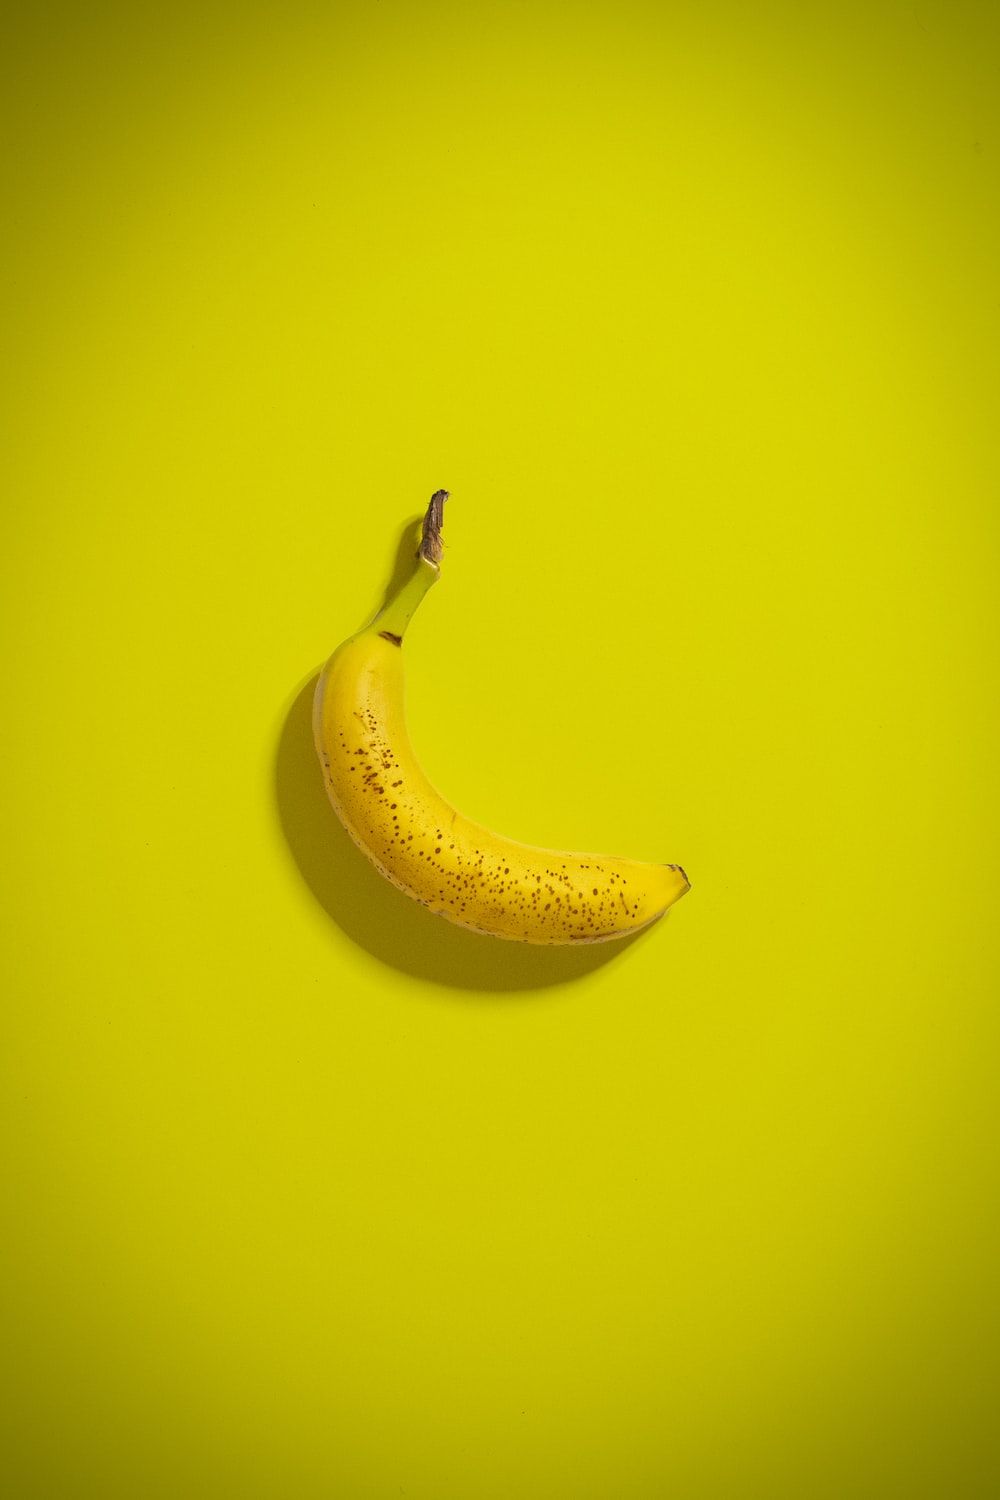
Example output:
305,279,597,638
3,2,999,1495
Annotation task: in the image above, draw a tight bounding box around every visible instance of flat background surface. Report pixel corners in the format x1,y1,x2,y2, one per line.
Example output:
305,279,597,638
3,2,999,1495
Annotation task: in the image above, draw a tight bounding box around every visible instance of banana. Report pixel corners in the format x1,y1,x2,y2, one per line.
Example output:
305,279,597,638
313,491,690,944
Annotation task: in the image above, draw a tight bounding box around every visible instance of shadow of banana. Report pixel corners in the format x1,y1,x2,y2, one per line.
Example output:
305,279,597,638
273,517,661,993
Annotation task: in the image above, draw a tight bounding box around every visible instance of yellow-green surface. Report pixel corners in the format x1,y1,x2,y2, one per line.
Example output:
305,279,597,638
3,3,999,1496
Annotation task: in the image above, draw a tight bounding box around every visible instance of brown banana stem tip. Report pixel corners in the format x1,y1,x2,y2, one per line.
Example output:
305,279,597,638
418,489,449,567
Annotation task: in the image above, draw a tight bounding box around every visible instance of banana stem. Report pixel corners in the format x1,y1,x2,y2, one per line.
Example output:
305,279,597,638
418,488,448,567
371,490,448,642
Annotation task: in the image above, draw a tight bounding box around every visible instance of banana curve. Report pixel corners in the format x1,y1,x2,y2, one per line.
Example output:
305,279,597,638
312,492,691,945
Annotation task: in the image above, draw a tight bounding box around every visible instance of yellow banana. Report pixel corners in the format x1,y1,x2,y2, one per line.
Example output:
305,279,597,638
313,491,690,944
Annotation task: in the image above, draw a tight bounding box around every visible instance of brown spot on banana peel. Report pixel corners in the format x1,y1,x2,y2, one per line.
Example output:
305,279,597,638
379,630,402,646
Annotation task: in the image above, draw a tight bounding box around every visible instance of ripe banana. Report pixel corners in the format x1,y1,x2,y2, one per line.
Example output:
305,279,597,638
313,491,690,944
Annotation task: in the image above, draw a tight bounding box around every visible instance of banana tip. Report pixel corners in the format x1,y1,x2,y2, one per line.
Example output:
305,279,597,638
668,863,691,889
